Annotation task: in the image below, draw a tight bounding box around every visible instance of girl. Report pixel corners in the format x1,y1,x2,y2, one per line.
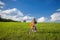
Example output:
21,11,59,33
29,18,37,32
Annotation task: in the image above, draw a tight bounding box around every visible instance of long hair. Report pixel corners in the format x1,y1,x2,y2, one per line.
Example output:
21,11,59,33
32,18,37,24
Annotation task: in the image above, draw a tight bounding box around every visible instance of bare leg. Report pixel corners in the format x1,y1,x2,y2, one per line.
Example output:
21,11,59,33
33,26,37,32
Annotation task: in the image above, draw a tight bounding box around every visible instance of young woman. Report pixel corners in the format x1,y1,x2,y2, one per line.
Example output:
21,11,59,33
29,18,37,32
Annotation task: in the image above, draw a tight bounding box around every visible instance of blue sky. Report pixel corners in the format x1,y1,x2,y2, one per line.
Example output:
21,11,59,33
0,0,60,22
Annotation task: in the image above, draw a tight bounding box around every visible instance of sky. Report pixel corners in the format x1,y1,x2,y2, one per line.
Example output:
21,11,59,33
0,0,60,22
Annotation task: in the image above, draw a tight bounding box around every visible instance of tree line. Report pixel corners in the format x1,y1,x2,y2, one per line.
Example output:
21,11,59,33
0,17,18,22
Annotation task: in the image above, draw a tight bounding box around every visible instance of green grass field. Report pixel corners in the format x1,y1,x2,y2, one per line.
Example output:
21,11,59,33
0,22,60,40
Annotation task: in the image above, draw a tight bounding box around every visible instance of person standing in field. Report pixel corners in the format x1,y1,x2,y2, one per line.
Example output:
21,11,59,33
29,18,37,32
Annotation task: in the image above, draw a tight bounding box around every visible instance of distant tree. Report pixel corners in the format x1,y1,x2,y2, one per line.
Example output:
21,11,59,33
0,15,1,18
0,15,20,22
0,15,2,22
23,20,26,22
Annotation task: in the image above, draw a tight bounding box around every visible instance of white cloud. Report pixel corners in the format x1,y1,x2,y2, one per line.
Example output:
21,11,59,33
23,16,33,20
50,12,60,22
0,8,24,21
37,17,46,22
56,9,60,11
0,1,5,5
0,6,3,8
50,9,60,22
0,8,34,22
1,8,23,16
23,16,34,22
11,16,22,21
0,10,2,11
0,1,5,8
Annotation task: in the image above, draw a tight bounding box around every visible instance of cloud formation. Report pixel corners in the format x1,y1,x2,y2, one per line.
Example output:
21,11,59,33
23,16,33,20
37,17,46,22
50,12,60,22
2,8,23,16
50,9,60,22
23,16,34,22
0,1,5,8
0,8,24,21
0,8,34,22
0,7,60,22
56,9,60,11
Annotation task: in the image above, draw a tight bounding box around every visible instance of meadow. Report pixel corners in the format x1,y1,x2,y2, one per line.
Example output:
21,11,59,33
0,22,60,40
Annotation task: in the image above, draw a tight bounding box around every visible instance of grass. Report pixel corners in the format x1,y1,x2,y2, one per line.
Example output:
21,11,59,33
0,22,60,40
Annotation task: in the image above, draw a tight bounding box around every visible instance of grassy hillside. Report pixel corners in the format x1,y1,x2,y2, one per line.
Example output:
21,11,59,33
0,22,60,40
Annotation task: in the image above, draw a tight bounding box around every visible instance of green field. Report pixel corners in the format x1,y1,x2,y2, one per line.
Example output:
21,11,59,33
0,22,60,40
